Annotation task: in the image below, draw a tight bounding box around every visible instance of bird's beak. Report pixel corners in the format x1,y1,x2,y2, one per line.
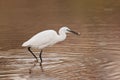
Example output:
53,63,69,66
68,30,80,35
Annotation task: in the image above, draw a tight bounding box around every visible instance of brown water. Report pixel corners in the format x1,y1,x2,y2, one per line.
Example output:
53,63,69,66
0,0,120,80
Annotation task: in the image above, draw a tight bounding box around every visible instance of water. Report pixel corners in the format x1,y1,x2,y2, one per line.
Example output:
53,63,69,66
0,0,120,80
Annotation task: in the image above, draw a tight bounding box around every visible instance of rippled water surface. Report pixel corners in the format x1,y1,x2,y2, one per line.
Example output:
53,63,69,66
0,0,120,80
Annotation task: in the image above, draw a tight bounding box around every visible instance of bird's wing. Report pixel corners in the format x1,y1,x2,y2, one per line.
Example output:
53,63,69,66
25,30,58,47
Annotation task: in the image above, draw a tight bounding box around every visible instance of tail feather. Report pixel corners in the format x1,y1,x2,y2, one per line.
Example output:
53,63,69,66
22,42,29,47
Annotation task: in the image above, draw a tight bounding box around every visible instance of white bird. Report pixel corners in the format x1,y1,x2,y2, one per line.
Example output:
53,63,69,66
22,26,80,66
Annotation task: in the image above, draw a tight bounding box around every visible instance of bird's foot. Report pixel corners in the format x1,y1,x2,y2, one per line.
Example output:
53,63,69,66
39,62,44,72
39,62,42,66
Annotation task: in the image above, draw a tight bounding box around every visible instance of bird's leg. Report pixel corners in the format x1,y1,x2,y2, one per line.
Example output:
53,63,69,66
28,47,38,62
39,50,43,66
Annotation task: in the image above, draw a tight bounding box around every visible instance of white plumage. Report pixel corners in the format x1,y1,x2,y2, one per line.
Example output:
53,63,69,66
22,26,79,65
22,30,59,49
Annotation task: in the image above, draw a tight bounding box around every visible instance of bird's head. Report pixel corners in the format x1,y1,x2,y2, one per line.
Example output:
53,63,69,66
60,26,80,35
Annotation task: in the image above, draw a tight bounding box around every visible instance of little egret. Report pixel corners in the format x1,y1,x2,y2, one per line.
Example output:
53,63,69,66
22,26,80,66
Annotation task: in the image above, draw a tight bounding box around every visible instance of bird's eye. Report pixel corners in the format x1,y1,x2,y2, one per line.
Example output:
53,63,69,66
67,29,70,32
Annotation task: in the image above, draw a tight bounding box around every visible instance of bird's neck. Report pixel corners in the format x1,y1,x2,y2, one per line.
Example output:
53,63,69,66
58,30,67,42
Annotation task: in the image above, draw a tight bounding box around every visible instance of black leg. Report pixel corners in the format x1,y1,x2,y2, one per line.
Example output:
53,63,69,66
28,47,38,62
39,50,43,66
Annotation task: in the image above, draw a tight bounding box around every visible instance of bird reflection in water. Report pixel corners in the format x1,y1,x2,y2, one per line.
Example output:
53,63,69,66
29,60,44,74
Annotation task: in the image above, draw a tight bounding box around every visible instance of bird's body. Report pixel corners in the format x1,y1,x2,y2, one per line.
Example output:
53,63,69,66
22,29,66,49
22,26,79,66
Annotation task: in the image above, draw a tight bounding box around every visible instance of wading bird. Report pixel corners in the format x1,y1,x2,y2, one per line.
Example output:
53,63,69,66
22,26,80,66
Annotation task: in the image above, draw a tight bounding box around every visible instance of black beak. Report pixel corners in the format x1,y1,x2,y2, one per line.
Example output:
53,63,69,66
67,30,80,35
